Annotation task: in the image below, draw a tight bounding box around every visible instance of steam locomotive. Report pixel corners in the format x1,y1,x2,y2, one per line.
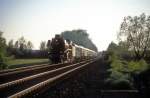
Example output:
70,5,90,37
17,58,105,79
48,34,97,63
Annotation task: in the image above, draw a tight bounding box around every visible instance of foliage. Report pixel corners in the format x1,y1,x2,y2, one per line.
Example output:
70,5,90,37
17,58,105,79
39,41,47,51
8,39,14,49
107,42,118,53
0,31,7,69
118,13,150,60
106,53,131,89
61,29,97,52
107,51,118,63
107,41,132,61
106,52,149,89
14,41,19,48
128,59,148,74
27,41,33,50
7,37,34,58
0,31,6,51
0,52,7,69
14,36,34,51
7,39,14,56
106,13,150,89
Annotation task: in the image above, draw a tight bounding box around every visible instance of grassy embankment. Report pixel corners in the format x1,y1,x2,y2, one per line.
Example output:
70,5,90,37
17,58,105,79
6,58,49,69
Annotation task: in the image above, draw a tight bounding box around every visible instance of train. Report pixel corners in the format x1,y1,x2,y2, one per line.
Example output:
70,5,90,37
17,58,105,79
48,34,97,63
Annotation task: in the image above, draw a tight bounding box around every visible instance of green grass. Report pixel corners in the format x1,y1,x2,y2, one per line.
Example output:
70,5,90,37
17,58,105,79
6,58,49,66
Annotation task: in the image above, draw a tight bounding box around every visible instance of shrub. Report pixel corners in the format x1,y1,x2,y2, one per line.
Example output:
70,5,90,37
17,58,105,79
106,51,150,89
128,59,148,74
0,53,8,70
106,53,132,88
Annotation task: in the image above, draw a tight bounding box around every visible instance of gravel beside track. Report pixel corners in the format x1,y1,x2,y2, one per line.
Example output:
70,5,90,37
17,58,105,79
39,58,139,98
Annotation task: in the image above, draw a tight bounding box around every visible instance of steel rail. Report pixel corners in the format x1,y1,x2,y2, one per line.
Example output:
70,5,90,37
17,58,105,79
8,59,96,98
0,62,70,84
0,63,50,74
0,61,87,97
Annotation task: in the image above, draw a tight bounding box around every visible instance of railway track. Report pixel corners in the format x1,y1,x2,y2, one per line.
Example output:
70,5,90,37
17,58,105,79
0,62,71,84
0,59,96,98
0,63,51,74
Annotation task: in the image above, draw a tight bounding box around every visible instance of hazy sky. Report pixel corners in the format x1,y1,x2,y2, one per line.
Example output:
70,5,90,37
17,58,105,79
0,0,150,51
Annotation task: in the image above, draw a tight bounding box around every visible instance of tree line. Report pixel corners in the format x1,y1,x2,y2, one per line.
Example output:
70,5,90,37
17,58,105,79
7,37,51,58
0,31,7,69
0,32,51,69
107,13,150,61
106,13,150,91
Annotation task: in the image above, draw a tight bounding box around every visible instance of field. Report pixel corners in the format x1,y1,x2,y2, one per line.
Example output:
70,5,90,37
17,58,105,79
6,58,50,68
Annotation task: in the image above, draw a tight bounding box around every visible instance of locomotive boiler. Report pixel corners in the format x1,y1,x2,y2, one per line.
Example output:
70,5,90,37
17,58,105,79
48,34,97,63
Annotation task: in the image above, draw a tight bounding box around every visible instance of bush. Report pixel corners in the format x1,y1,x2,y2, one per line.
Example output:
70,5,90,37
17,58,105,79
106,40,150,89
0,53,8,70
128,59,148,74
106,53,150,89
0,31,8,70
106,53,132,89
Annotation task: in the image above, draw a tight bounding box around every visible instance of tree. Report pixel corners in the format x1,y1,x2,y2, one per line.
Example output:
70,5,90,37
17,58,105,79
8,39,14,49
107,41,118,52
118,41,129,51
118,13,150,60
14,41,19,49
0,31,6,50
40,41,46,51
18,36,27,51
27,41,33,50
107,41,132,60
61,29,98,52
13,37,33,58
0,31,7,69
7,39,14,56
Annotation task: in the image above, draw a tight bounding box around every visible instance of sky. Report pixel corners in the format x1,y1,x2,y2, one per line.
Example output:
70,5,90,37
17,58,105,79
0,0,150,51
